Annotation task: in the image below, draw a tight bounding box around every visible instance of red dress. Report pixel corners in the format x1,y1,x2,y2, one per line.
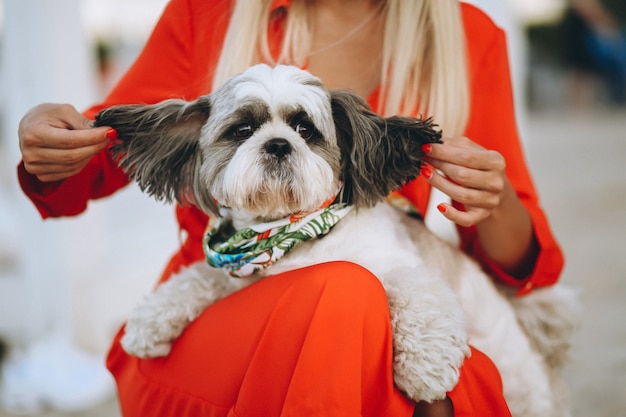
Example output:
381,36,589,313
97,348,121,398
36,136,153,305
18,1,564,415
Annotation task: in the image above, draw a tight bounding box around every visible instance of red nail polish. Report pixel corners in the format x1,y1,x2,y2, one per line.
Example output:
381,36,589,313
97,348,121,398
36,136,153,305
105,128,117,141
421,144,432,154
437,203,448,214
420,167,433,179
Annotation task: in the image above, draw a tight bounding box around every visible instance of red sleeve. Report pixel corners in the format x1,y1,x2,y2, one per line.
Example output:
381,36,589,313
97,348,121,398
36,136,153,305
17,152,130,219
459,4,564,295
19,0,231,219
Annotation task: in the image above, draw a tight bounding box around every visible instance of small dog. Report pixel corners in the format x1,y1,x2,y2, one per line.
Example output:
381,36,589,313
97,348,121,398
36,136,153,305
95,64,574,416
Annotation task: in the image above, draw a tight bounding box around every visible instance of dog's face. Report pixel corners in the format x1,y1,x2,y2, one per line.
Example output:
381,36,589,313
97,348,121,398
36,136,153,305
198,65,341,220
94,64,441,225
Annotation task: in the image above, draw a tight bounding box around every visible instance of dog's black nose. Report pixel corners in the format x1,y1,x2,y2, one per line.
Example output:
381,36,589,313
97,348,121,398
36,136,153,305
264,138,292,159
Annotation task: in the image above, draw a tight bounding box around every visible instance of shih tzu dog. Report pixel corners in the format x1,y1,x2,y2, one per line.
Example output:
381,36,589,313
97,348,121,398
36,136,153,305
95,64,575,416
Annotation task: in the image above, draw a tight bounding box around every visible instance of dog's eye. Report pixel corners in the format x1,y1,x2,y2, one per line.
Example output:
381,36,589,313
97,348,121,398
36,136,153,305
295,122,314,140
233,124,254,139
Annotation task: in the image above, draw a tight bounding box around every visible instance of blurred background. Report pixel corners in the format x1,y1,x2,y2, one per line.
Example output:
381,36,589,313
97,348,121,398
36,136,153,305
0,0,624,416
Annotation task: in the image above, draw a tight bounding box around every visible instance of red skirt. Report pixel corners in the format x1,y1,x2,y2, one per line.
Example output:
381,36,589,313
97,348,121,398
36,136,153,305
107,261,512,417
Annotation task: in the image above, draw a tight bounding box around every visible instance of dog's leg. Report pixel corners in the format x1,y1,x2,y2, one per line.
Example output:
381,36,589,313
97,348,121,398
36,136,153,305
121,262,245,358
404,218,566,416
382,269,470,403
451,264,558,417
508,286,578,417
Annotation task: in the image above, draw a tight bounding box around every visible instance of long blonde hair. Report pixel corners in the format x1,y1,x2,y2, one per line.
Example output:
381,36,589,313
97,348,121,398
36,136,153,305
212,0,469,136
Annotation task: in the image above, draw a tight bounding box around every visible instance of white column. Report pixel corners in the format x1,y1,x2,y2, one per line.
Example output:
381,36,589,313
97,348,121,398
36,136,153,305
0,2,118,412
0,0,95,344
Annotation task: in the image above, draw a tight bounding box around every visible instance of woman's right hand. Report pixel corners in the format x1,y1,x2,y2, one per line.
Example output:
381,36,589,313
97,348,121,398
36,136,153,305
18,103,114,182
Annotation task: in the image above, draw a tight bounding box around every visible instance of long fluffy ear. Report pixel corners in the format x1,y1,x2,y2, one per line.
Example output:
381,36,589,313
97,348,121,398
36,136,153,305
94,97,217,214
331,90,442,208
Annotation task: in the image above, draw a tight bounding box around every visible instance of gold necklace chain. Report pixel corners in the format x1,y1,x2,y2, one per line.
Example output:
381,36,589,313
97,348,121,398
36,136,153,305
308,4,384,57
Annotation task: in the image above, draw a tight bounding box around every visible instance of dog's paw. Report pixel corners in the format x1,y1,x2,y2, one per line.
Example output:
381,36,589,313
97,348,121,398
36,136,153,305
117,263,242,359
120,324,174,358
119,297,188,358
385,279,470,402
392,337,470,402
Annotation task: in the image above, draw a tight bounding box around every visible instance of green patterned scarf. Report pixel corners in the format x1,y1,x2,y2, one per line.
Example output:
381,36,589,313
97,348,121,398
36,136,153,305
204,193,352,278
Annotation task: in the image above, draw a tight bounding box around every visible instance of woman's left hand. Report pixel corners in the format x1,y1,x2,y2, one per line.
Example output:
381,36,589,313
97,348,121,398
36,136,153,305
422,136,539,277
421,136,507,228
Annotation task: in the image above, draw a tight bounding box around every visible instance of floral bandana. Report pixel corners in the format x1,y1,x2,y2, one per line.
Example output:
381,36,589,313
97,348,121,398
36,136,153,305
204,188,352,277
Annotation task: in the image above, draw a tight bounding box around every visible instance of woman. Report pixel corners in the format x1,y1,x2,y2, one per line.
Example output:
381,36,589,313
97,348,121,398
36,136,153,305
17,0,564,416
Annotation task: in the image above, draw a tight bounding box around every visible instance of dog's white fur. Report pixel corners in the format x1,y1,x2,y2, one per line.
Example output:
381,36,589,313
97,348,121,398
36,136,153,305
95,64,576,416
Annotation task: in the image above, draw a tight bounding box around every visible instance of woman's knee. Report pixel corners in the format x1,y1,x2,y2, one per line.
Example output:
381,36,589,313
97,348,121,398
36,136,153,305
288,260,386,295
278,261,390,319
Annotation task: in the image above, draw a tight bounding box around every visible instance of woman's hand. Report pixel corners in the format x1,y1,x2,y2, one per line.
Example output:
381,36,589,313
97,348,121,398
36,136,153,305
421,136,506,228
422,136,539,278
18,103,114,182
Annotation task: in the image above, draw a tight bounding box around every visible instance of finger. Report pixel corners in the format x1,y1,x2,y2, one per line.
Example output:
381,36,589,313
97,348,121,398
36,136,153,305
44,103,93,128
436,203,490,228
25,136,108,165
20,102,94,138
20,122,111,151
38,125,112,150
428,159,505,193
423,167,500,209
426,137,480,163
428,139,504,171
23,137,109,165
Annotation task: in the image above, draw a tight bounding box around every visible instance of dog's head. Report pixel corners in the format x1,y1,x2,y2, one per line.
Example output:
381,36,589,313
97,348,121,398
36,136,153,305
94,64,441,224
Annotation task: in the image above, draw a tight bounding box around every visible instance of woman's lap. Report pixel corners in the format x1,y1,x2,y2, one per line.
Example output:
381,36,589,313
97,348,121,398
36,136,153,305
108,262,414,416
107,261,510,417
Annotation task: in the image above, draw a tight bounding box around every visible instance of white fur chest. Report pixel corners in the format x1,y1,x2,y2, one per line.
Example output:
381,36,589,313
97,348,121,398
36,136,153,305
263,202,428,282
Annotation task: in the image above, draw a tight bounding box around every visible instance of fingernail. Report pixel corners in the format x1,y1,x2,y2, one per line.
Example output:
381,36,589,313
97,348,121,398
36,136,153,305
437,203,448,214
105,128,117,141
420,167,433,179
421,144,432,154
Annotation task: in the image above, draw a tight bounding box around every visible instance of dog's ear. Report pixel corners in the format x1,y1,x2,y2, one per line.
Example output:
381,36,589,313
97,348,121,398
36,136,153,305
94,97,217,214
331,90,442,208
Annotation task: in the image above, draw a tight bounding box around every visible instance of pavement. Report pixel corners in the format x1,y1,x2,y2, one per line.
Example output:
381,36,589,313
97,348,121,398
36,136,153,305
1,106,624,417
525,107,626,417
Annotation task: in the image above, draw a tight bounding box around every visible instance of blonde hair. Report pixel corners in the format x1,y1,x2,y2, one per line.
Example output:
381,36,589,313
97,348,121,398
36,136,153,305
212,0,469,136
